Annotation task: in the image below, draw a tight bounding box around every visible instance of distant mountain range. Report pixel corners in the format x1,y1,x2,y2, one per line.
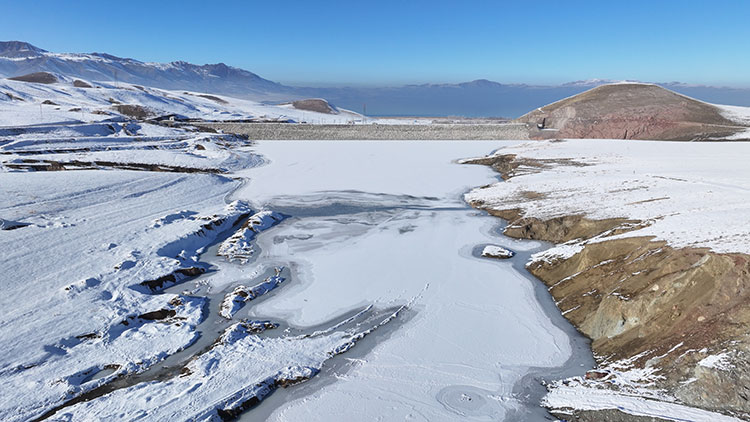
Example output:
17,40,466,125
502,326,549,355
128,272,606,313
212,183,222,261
2,41,749,117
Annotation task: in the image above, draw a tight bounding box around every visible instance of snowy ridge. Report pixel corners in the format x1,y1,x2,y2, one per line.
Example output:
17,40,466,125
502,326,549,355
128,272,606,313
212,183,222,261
0,41,287,100
465,139,750,420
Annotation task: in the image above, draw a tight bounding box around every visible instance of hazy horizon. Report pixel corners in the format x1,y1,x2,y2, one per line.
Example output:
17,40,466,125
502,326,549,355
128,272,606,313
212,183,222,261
4,38,750,91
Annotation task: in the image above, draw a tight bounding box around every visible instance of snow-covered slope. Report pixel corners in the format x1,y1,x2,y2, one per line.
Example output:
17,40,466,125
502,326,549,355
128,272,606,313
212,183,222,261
717,104,750,139
464,139,750,421
0,98,369,421
0,74,363,126
466,139,750,254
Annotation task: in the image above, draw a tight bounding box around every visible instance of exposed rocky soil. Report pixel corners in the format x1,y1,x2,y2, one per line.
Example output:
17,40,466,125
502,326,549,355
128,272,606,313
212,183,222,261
291,98,338,114
7,71,58,84
516,83,748,140
553,409,672,422
72,79,93,88
5,159,222,173
467,154,750,420
197,94,228,105
112,104,153,119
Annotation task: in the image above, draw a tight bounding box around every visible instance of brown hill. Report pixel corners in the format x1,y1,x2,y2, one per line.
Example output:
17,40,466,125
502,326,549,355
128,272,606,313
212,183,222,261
516,83,747,140
291,98,338,114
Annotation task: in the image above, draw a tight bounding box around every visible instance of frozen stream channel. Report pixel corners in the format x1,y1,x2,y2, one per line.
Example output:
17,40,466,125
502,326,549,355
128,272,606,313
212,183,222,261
228,141,593,421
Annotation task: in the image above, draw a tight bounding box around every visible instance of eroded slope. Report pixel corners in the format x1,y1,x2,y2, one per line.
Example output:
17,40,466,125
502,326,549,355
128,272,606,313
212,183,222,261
464,139,750,421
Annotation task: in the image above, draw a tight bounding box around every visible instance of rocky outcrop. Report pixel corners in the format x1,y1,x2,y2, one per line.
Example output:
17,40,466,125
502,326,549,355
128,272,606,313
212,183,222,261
291,98,338,114
516,83,747,140
73,79,92,88
467,154,750,420
112,104,152,119
217,210,286,264
8,71,58,84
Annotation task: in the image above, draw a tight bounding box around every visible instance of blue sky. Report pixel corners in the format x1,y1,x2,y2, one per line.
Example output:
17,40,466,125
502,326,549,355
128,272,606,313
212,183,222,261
1,0,748,87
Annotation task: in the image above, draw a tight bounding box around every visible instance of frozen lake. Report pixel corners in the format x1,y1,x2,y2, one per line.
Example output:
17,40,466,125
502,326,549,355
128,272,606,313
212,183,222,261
227,141,592,421
0,138,591,421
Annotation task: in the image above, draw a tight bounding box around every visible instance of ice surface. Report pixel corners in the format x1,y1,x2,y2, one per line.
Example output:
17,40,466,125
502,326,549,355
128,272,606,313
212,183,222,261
226,141,575,421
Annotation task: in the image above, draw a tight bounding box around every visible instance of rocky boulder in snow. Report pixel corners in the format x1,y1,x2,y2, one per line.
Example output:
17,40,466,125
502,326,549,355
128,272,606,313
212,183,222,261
8,71,58,84
291,98,338,114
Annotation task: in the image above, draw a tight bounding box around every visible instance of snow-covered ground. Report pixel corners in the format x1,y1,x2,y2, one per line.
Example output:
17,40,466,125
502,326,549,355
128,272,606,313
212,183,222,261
4,98,746,421
718,104,750,126
718,105,750,139
0,75,362,126
1,121,589,421
466,139,750,255
465,138,750,421
0,169,250,421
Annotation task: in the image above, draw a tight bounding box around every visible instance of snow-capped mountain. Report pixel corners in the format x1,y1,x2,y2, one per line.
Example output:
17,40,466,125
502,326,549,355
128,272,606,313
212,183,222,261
0,41,290,101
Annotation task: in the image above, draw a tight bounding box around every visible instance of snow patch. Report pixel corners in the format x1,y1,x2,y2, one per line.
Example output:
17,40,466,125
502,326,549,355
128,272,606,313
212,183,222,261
530,241,585,265
698,353,733,371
